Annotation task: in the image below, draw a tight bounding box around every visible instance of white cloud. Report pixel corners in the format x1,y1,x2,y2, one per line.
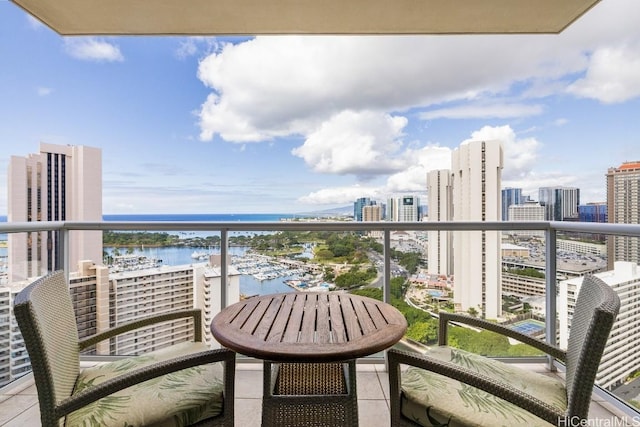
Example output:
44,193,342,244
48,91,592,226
421,103,544,120
298,125,547,204
567,43,640,103
193,0,640,209
36,87,53,96
298,185,383,205
175,37,220,60
176,39,199,59
196,0,640,146
292,110,408,176
26,15,45,30
194,29,599,143
64,38,124,62
385,145,452,193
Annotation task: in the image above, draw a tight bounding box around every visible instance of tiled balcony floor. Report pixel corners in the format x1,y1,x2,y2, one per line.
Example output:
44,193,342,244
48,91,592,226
0,361,631,426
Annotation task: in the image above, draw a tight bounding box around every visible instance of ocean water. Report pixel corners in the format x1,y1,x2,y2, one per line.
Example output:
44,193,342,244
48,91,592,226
0,214,296,238
103,213,299,238
1,213,297,240
103,213,297,222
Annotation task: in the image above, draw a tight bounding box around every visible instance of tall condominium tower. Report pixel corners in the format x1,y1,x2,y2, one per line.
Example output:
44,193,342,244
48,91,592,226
353,197,374,221
427,169,453,276
452,140,503,319
362,205,382,221
538,186,580,221
386,197,397,221
7,143,103,281
397,195,420,221
501,187,523,221
607,161,640,270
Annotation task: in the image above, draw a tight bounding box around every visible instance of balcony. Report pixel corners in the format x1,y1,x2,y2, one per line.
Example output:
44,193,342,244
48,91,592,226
1,219,640,425
0,361,627,427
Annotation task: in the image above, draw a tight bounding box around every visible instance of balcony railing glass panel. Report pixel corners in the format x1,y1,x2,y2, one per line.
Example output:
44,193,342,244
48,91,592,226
2,220,640,419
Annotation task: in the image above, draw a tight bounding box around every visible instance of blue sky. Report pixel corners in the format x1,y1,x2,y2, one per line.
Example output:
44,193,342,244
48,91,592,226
1,0,639,215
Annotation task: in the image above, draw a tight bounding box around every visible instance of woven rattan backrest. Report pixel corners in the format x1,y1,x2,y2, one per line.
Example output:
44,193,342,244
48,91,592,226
14,271,81,413
565,274,620,418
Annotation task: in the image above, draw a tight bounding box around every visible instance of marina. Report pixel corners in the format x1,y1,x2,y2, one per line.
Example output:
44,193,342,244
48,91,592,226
103,245,333,295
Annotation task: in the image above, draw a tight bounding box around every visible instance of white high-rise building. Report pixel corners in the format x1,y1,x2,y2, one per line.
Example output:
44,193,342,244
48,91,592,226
508,202,545,237
7,143,103,282
538,186,580,221
559,262,640,390
427,169,453,276
199,265,241,346
452,140,503,319
0,283,30,387
108,263,230,355
2,258,240,383
386,197,397,221
397,195,420,222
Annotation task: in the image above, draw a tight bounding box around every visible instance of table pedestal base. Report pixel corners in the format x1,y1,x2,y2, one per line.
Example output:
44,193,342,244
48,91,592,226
261,361,358,427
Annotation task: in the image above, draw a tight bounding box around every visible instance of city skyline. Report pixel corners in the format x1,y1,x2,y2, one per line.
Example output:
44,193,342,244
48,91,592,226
1,0,640,215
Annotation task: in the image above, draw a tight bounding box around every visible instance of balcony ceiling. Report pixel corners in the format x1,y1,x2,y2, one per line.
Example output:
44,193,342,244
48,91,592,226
11,0,600,36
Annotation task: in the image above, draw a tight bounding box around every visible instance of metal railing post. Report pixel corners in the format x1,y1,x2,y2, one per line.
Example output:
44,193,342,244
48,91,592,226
545,225,557,371
220,228,228,309
383,229,391,304
383,228,392,370
60,227,69,282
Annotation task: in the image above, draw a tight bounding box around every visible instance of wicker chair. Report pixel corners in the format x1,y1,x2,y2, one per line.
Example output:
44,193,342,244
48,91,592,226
13,271,236,427
388,274,620,427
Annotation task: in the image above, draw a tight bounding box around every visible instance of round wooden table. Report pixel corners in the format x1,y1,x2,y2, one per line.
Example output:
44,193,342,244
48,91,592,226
211,291,407,426
210,291,408,363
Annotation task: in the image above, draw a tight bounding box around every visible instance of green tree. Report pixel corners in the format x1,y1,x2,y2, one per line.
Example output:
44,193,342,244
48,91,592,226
323,266,336,282
351,288,383,300
315,248,335,260
406,321,438,344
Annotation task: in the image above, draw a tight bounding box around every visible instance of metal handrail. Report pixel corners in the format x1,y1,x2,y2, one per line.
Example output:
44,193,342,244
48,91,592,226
3,219,640,417
3,219,639,234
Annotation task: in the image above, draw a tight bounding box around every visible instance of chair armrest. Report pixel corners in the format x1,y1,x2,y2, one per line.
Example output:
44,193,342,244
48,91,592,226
387,348,563,426
56,348,236,418
438,312,566,362
79,309,203,350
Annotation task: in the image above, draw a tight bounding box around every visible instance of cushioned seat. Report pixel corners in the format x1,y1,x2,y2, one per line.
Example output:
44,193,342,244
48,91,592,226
399,346,565,426
67,342,226,426
388,274,620,427
13,271,236,427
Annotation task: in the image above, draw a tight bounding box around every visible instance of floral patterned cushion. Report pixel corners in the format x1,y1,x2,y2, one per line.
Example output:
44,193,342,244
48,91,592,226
65,342,225,427
400,346,567,427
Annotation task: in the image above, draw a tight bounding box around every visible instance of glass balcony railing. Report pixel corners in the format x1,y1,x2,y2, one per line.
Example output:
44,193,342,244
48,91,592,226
1,219,640,419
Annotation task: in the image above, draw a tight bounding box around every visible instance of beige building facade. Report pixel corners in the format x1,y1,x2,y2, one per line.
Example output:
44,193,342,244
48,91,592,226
452,140,503,319
427,169,453,276
7,143,103,282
